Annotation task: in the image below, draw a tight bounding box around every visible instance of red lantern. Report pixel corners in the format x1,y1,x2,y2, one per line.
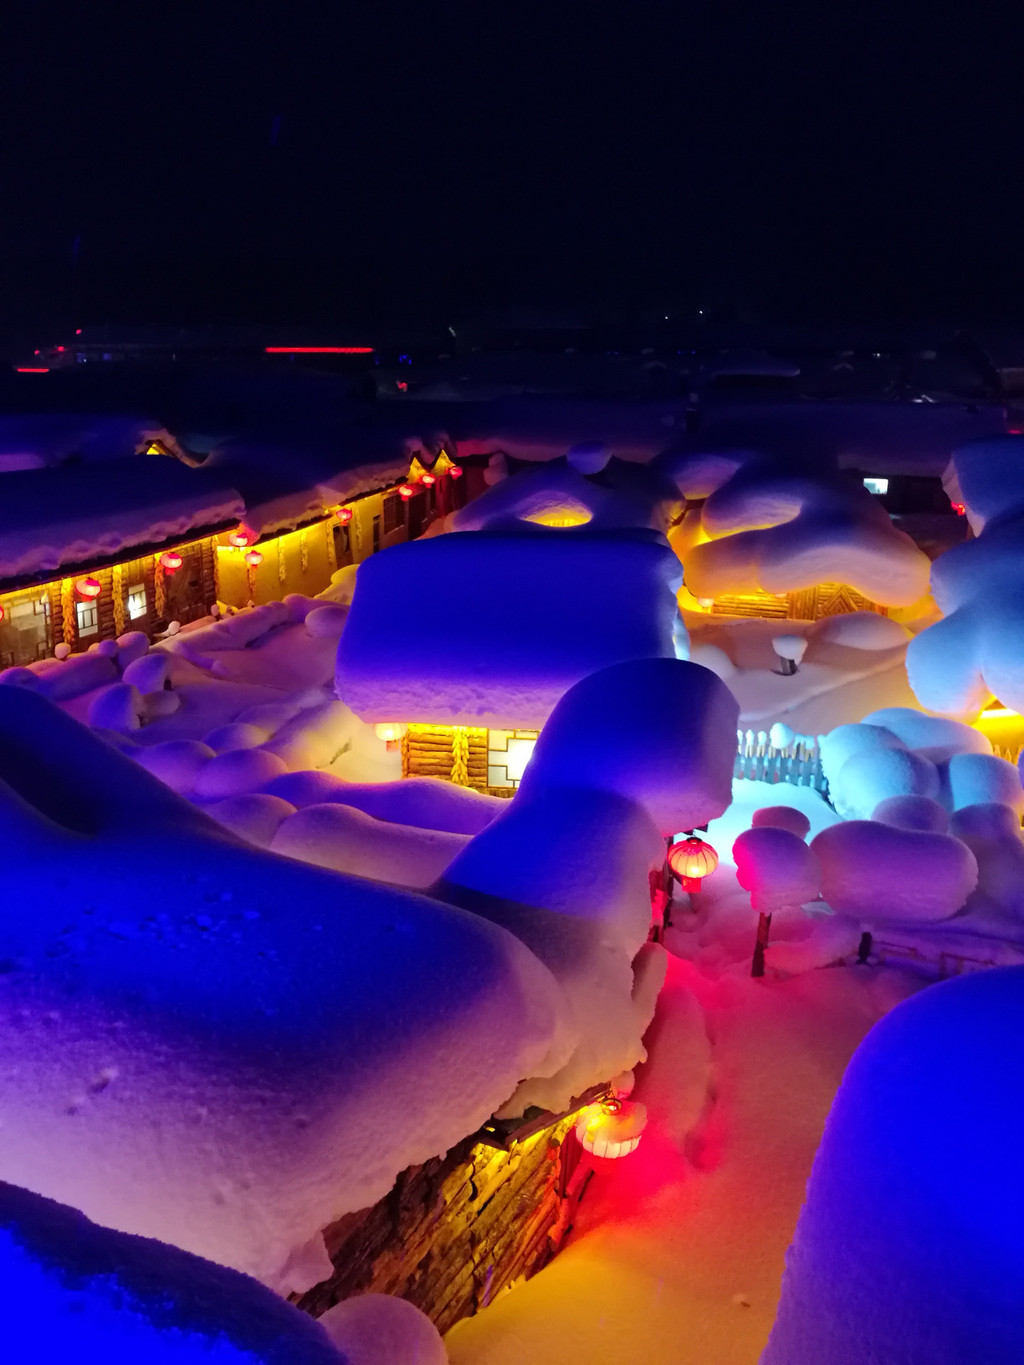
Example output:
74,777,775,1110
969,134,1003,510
398,483,415,500
0,603,5,622
667,835,719,893
160,551,183,573
420,472,436,486
575,1096,647,1159
244,549,263,568
229,528,253,548
951,501,966,516
76,576,102,600
335,507,353,524
448,464,464,479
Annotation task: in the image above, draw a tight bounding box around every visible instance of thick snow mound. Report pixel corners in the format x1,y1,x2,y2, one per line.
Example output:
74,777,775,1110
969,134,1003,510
819,722,908,790
945,751,1024,814
0,1181,345,1365
827,746,940,822
816,611,910,650
517,658,739,835
203,722,269,754
763,968,1024,1365
860,707,991,765
436,785,667,1112
0,689,567,1291
304,605,349,639
949,803,1024,919
451,460,668,535
871,794,949,833
566,440,612,475
122,652,171,695
204,794,297,847
271,802,469,889
87,682,146,733
811,821,977,922
319,1293,446,1365
263,771,503,835
133,740,216,795
191,747,289,800
751,806,811,839
336,531,681,728
688,642,737,680
733,827,821,912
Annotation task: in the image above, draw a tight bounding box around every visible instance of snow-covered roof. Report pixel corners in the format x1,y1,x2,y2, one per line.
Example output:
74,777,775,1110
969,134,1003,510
0,414,187,472
336,529,682,727
0,460,243,585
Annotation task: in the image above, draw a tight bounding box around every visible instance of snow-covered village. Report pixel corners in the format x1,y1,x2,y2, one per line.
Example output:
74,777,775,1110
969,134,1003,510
3,8,1024,1363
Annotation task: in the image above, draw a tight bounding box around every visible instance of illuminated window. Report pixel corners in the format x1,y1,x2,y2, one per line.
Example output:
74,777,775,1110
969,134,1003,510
863,477,889,495
76,601,98,637
487,729,540,789
127,583,147,619
382,494,404,535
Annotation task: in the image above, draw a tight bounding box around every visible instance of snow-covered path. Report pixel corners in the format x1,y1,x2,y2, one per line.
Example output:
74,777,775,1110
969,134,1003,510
446,957,918,1365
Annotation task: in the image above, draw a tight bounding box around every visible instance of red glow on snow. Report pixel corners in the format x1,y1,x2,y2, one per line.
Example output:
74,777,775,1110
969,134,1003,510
16,367,50,373
263,346,374,355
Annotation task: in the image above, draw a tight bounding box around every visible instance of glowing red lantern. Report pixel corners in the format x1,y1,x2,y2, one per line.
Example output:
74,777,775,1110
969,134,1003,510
951,501,966,516
229,528,253,548
335,507,353,524
0,603,5,622
76,577,102,600
448,464,463,479
160,551,183,573
667,835,719,893
398,483,415,500
420,472,436,486
244,549,263,568
575,1096,647,1159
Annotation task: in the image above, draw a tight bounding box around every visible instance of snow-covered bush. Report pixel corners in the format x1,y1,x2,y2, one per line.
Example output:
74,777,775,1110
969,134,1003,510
945,751,1024,814
122,652,170,695
827,746,940,822
304,604,348,639
751,805,811,839
949,802,1024,919
811,820,977,922
871,794,949,833
732,826,821,913
87,682,146,733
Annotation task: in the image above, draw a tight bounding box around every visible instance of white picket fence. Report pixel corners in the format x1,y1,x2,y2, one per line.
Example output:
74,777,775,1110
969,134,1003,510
734,729,828,794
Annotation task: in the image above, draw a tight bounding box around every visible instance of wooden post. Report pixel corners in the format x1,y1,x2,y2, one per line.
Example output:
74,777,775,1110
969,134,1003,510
751,911,772,978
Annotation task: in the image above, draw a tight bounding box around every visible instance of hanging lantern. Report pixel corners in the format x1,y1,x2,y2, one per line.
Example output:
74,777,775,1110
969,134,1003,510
229,528,254,548
448,464,464,479
575,1096,647,1159
76,576,102,600
244,549,263,568
335,506,353,524
951,501,966,516
420,472,436,486
667,834,719,893
160,551,183,573
398,483,416,500
0,603,5,622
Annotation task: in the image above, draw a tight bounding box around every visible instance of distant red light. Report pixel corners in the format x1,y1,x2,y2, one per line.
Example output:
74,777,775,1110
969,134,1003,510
396,380,408,392
263,346,374,355
448,465,463,479
420,473,436,486
1008,427,1023,436
398,483,415,500
16,367,50,374
75,328,82,335
951,502,966,516
56,346,65,352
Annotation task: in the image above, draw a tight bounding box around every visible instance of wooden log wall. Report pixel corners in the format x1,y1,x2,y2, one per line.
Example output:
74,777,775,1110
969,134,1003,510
406,724,491,792
294,1112,590,1337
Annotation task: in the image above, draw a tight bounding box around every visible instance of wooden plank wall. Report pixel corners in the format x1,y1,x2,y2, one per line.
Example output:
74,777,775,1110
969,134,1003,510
294,1114,588,1336
405,725,501,795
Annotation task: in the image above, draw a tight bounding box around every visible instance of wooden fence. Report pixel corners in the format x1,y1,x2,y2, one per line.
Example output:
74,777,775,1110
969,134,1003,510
734,729,829,795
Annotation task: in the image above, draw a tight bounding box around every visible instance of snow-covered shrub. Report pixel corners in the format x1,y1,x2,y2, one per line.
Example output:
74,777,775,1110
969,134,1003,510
751,805,811,839
945,751,1024,814
319,1294,446,1365
871,794,949,833
53,642,72,661
304,604,348,639
819,721,908,788
122,652,170,694
949,802,1024,919
34,651,119,701
733,826,821,913
115,631,149,669
142,690,181,721
828,746,940,822
132,740,215,796
763,968,1024,1365
191,747,289,800
769,721,795,749
87,682,146,733
861,706,990,765
811,820,977,922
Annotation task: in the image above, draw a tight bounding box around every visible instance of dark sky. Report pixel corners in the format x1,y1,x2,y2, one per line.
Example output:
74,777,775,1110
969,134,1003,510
4,2,1024,337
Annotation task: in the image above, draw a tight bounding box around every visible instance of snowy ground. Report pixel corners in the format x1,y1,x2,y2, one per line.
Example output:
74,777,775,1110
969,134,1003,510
446,957,921,1365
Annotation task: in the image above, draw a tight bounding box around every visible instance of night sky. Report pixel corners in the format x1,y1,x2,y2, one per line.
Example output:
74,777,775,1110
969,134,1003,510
4,3,1024,340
